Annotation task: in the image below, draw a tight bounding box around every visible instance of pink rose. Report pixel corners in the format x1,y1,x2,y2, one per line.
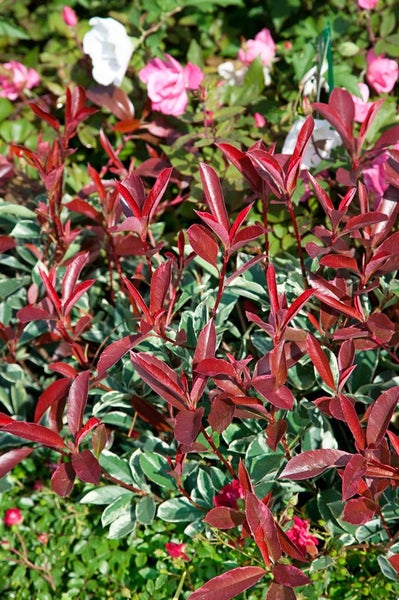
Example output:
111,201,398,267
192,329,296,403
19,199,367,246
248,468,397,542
351,83,373,122
286,516,319,556
62,6,78,27
0,61,40,100
139,54,203,117
3,508,23,527
358,0,379,8
254,112,266,128
366,50,398,94
238,28,276,68
213,479,244,509
165,542,190,561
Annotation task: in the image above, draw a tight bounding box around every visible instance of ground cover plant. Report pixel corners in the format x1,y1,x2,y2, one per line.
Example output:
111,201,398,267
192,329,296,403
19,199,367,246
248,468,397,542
0,0,399,597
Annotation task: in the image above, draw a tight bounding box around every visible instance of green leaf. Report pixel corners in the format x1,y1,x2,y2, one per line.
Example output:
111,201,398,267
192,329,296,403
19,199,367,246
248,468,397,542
0,20,30,39
102,493,134,526
157,497,204,522
377,555,399,582
0,98,14,121
99,451,134,485
107,507,136,539
0,203,37,219
135,495,156,525
139,452,177,491
80,486,133,505
196,469,215,505
0,277,31,301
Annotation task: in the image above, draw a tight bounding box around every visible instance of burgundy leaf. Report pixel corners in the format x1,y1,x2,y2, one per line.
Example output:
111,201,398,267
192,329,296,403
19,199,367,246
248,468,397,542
96,332,146,379
66,370,90,438
342,453,367,501
122,276,151,320
277,526,307,562
246,493,282,563
330,88,355,133
199,163,230,232
366,386,399,447
86,85,135,121
0,235,16,253
267,263,279,315
193,319,216,366
117,179,142,218
216,142,262,194
61,252,90,304
339,394,365,451
17,306,54,322
342,497,376,525
51,462,76,497
280,449,351,480
195,358,236,378
195,210,230,247
228,203,253,242
130,352,187,410
229,224,264,255
71,449,101,484
204,507,245,529
238,459,254,495
247,150,285,198
388,554,399,573
174,408,204,445
143,166,173,221
387,430,399,457
281,289,314,331
65,198,102,222
62,279,95,317
366,313,395,344
319,254,359,273
312,91,354,156
149,260,172,315
208,396,235,433
338,339,355,372
372,123,399,152
0,447,33,478
187,224,220,267
34,377,71,423
307,172,334,216
29,101,60,131
2,421,65,449
306,334,335,390
75,417,101,447
340,212,388,235
272,564,310,588
266,582,296,600
266,420,287,451
287,114,314,170
263,386,295,410
39,268,61,315
188,566,265,600
358,99,384,148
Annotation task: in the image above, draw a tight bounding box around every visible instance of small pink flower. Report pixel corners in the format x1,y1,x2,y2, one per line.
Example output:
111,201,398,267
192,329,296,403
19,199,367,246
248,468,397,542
366,49,398,94
351,83,373,122
286,516,318,557
3,508,23,527
37,533,48,544
254,112,266,128
213,479,244,509
358,0,379,8
238,28,276,68
0,61,40,100
165,542,190,561
139,54,203,117
62,6,78,27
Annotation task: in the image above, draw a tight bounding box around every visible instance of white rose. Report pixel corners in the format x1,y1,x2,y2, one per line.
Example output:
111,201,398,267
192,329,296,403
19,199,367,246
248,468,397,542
83,17,133,86
217,61,247,86
282,118,342,169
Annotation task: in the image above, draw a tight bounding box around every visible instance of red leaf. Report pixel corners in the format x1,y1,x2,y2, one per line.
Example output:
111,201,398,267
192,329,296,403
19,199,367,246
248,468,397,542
216,142,262,194
342,497,376,525
312,93,354,156
263,386,295,410
247,149,285,198
319,254,359,273
280,449,351,480
340,212,388,235
51,462,76,497
71,449,101,484
246,493,282,564
195,210,230,247
174,408,204,445
29,101,60,131
61,252,90,304
339,394,365,451
66,370,90,437
131,395,171,432
96,332,146,379
65,198,102,222
75,417,101,447
34,377,71,423
2,421,65,449
387,430,399,457
272,563,310,588
282,289,314,331
366,313,395,344
266,420,287,451
188,566,265,600
39,268,61,315
195,358,236,378
208,396,235,433
0,235,16,253
366,386,399,447
143,166,173,220
199,163,230,232
149,260,172,315
288,115,314,171
238,459,254,495
130,352,187,410
342,453,367,501
187,224,220,267
388,554,399,573
267,263,280,316
307,172,334,216
204,507,245,529
193,319,216,366
17,306,53,322
306,334,335,390
63,279,95,317
266,582,296,600
277,527,307,562
0,447,33,478
229,203,253,241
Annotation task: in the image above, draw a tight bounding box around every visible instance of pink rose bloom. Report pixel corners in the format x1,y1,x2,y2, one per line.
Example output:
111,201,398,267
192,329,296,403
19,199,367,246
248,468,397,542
254,112,266,128
37,533,49,544
62,6,78,27
0,61,40,100
366,50,398,94
351,83,373,122
286,516,319,556
139,54,203,117
358,0,379,8
213,479,244,509
165,542,190,561
3,508,23,527
238,28,276,68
